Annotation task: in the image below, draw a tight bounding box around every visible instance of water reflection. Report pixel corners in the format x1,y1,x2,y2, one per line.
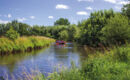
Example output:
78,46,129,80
0,43,88,79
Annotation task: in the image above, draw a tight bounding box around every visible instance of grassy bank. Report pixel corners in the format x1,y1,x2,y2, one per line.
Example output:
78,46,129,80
31,44,130,80
0,36,55,54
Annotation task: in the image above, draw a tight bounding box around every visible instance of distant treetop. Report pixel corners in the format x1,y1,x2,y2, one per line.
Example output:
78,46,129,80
54,18,70,26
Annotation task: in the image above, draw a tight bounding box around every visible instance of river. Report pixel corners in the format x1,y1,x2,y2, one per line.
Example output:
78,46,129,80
0,43,88,80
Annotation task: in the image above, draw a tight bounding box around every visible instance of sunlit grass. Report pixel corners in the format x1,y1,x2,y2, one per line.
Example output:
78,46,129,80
0,36,55,54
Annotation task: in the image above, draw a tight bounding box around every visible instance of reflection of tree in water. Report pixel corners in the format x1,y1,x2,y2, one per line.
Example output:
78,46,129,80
66,43,89,62
54,44,69,54
0,48,47,72
53,43,82,67
53,44,69,66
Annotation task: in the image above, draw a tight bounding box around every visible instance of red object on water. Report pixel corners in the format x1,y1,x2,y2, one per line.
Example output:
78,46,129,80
56,40,66,45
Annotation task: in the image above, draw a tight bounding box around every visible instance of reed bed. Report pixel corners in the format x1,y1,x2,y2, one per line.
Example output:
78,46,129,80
0,36,55,54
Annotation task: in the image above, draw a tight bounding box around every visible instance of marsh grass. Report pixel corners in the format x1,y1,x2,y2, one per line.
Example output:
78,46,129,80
0,36,55,54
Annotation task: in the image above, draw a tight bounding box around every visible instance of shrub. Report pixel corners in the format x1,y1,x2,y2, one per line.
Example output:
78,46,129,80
5,27,20,41
81,54,130,80
58,30,69,41
112,47,130,62
101,14,130,45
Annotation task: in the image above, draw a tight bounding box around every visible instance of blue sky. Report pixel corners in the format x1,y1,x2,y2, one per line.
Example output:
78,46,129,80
0,0,129,26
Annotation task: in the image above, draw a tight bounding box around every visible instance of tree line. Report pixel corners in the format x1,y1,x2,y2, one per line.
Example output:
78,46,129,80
0,2,130,47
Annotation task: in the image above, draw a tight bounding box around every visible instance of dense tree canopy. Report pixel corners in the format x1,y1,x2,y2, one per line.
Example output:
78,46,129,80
54,18,70,26
122,0,130,19
5,27,20,40
78,9,115,46
101,14,130,45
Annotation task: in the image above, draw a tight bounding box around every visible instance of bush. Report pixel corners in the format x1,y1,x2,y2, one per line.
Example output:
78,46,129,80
112,46,130,62
58,30,69,41
81,46,130,80
5,27,20,41
101,14,130,45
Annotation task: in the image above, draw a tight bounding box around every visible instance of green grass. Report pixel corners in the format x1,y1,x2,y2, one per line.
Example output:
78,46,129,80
31,44,130,80
0,36,55,54
81,44,130,80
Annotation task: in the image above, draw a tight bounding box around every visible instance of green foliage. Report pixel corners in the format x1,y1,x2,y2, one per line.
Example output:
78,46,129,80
81,45,130,80
5,27,20,40
18,23,31,36
68,25,80,41
101,14,130,45
58,30,69,41
54,18,70,26
78,9,115,46
49,25,68,38
122,1,130,19
112,46,130,62
82,58,130,80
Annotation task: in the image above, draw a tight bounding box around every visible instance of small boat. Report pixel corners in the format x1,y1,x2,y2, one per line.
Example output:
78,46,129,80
56,40,66,45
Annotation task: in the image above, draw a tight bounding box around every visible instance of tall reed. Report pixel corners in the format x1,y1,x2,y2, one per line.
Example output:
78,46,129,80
0,36,55,54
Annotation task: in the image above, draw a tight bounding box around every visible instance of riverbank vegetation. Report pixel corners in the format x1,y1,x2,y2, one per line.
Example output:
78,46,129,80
0,1,130,80
0,36,55,54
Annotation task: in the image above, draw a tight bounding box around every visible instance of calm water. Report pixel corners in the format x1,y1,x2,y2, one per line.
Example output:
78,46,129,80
0,43,88,80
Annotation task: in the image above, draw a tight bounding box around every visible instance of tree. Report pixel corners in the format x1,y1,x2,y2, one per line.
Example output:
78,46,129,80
18,23,31,36
68,25,80,41
31,25,42,36
54,18,70,25
58,30,69,41
78,9,115,46
101,14,130,45
122,0,130,19
5,27,20,40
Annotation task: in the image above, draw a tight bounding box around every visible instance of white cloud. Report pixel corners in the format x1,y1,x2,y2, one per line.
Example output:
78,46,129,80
48,16,54,19
56,4,69,9
78,0,94,2
7,14,12,18
104,0,116,4
104,0,130,5
0,19,9,24
30,16,35,19
77,11,88,15
118,1,130,5
86,6,93,10
17,17,27,22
